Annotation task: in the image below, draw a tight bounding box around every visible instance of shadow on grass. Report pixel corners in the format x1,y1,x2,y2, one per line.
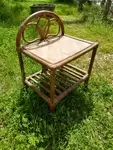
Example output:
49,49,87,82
18,86,93,149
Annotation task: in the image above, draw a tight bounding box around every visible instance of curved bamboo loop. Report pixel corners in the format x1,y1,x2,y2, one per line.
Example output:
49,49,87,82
16,10,64,48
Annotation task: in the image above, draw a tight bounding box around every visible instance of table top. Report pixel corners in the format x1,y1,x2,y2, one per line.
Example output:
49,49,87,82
22,35,98,69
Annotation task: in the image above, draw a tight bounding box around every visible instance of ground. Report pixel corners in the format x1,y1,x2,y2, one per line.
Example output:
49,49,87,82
0,1,113,150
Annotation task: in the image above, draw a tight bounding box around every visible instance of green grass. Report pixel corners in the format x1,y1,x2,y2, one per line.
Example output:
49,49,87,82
0,1,113,150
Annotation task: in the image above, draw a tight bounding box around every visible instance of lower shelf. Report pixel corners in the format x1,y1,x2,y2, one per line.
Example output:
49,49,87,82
25,63,88,105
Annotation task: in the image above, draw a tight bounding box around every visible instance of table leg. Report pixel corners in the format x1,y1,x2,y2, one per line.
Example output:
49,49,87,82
41,65,48,73
17,51,26,85
49,69,56,111
84,45,98,89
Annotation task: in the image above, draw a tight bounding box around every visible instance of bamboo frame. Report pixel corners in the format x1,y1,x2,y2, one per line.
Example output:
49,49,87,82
16,10,99,111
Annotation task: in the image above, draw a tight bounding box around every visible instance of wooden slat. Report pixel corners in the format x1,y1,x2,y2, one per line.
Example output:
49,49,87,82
26,71,42,79
55,80,66,91
62,68,82,79
66,63,87,74
54,74,88,105
45,71,70,89
25,79,51,104
63,65,84,77
30,76,39,84
35,73,61,97
55,73,72,87
33,75,51,94
37,72,61,96
34,73,50,87
57,70,78,83
34,74,41,79
41,73,50,81
30,77,50,94
45,71,70,88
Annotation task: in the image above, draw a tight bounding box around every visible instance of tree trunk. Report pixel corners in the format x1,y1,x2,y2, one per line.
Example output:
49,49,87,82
103,0,111,20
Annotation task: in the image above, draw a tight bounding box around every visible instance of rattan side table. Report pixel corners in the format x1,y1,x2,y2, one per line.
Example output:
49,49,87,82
16,11,98,111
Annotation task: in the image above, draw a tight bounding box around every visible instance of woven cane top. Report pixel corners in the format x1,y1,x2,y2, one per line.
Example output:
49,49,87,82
22,35,96,68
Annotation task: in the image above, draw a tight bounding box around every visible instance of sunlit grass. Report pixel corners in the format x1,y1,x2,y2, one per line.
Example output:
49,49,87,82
0,1,113,150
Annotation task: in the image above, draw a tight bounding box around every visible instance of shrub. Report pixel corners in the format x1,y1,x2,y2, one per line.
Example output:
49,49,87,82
0,0,25,25
0,0,12,22
55,0,74,3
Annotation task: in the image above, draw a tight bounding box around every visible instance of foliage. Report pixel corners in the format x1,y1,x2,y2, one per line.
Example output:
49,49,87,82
0,0,28,25
0,0,113,149
54,0,73,3
0,0,12,22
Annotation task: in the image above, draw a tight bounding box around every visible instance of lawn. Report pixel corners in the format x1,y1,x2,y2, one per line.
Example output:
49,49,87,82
0,0,113,150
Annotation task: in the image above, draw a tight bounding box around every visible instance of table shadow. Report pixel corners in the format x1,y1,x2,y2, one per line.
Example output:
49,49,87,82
17,85,93,149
